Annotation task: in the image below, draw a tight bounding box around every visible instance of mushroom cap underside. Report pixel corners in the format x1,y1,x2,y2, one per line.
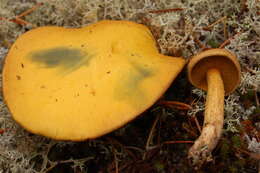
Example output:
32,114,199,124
188,48,241,95
3,20,186,141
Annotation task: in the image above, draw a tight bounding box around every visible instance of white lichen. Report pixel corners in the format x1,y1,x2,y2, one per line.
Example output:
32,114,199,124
0,0,259,171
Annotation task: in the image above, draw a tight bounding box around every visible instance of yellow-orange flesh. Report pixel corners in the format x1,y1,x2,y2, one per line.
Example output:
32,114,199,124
188,68,224,165
3,20,185,141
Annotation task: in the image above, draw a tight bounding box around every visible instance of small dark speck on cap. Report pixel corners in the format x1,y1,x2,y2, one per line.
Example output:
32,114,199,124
16,75,21,80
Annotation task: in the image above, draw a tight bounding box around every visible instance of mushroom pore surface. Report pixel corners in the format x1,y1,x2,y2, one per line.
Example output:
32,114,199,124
188,50,241,95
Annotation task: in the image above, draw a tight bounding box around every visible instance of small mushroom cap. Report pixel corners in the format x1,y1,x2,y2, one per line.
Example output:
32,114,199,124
3,20,185,141
188,48,241,95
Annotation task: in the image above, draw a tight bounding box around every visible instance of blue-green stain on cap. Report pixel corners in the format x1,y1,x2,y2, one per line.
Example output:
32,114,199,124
29,47,93,74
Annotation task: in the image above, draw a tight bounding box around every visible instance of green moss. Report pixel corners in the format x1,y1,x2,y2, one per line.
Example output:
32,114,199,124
253,107,260,114
220,139,230,159
228,166,238,173
241,90,255,100
154,161,165,172
207,39,220,48
228,159,246,173
231,135,242,148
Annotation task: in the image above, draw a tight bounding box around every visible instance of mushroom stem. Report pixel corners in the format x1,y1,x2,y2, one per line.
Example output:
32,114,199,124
189,68,224,165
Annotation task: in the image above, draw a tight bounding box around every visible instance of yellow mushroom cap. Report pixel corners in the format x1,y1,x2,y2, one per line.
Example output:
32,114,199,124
188,48,241,95
3,20,185,141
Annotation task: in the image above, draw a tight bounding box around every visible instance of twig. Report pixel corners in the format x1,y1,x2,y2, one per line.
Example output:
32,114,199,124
163,140,194,144
106,137,138,160
182,123,198,138
203,16,227,31
0,2,43,26
223,16,228,39
235,147,260,160
17,2,43,18
9,18,31,25
145,115,160,151
125,146,144,154
44,162,58,173
203,16,228,40
244,65,258,74
149,8,184,14
142,140,194,150
255,89,259,107
193,116,202,133
158,100,192,110
193,35,207,50
118,162,135,172
190,97,203,107
219,32,242,48
113,148,119,173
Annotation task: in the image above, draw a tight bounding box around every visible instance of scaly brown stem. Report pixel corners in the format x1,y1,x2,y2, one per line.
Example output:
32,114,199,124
188,68,224,166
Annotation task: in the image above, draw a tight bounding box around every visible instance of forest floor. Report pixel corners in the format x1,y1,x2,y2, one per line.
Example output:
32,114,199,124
0,0,259,172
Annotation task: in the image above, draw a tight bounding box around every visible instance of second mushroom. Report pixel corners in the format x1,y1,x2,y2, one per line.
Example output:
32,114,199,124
187,48,241,166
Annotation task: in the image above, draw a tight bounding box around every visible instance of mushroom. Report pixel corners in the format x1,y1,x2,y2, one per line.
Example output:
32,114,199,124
187,48,241,165
3,20,186,141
